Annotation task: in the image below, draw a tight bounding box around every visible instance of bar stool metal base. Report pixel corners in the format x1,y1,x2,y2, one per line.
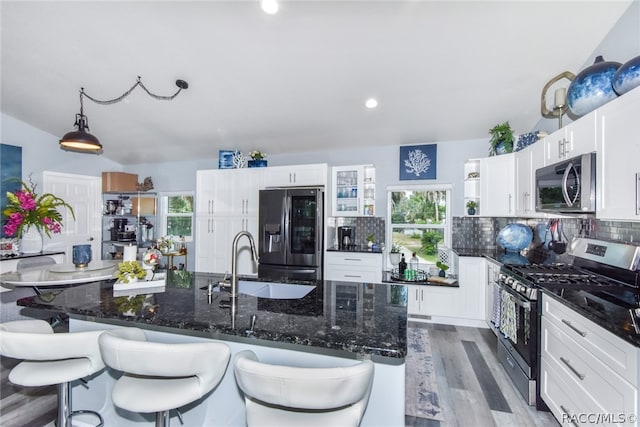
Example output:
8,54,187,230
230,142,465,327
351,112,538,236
57,382,103,427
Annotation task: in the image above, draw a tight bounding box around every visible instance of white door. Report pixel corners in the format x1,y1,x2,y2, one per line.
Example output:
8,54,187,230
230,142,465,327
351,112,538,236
43,172,101,264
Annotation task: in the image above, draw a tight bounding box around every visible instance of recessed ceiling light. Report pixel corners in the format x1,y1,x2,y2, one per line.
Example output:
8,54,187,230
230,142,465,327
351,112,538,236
261,0,279,15
365,98,379,109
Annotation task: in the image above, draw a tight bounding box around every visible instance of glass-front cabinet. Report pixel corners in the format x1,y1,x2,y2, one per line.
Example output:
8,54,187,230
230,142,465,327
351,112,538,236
331,165,375,216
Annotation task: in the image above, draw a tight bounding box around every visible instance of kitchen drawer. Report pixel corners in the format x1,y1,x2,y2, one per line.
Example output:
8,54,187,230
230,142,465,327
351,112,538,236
324,267,379,283
541,358,599,426
542,294,638,386
541,317,637,419
325,252,382,268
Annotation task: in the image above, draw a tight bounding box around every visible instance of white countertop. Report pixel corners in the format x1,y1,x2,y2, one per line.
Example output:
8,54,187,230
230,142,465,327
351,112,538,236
0,260,117,287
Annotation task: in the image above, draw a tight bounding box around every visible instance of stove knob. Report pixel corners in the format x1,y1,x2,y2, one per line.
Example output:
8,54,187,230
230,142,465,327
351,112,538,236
506,277,515,285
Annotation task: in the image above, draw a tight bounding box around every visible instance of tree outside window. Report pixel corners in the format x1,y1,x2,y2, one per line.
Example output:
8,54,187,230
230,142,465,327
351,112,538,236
388,186,451,265
163,194,193,240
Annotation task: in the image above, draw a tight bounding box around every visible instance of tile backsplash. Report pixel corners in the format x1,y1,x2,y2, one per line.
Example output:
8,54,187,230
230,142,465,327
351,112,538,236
453,216,640,262
326,216,386,248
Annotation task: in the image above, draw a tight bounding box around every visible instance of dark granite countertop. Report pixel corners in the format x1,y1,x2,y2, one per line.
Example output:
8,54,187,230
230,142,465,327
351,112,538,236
453,247,556,265
540,287,640,348
16,271,407,364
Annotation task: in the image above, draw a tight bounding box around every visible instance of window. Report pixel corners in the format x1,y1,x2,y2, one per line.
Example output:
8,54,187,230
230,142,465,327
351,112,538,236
386,184,452,267
159,192,194,241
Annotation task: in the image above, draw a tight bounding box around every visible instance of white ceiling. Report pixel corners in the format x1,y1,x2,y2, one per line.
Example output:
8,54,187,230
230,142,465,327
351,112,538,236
0,1,633,165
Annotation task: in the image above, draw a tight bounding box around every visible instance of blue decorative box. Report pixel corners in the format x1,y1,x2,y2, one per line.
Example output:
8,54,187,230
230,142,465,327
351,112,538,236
218,150,235,169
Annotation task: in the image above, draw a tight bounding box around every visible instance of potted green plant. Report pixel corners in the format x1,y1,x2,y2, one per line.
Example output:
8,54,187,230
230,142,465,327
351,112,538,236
248,150,267,168
466,200,478,215
389,243,402,266
488,121,515,156
436,261,449,277
115,261,147,284
366,233,375,248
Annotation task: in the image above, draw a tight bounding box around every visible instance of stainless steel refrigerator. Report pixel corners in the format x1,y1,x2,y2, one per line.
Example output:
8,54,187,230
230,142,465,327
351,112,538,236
258,188,323,281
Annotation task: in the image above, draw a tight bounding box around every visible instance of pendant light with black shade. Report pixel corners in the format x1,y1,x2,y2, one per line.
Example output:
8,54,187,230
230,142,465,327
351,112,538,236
59,77,188,154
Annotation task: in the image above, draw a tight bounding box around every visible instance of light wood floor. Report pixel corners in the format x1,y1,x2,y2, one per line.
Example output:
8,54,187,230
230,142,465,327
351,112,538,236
406,321,559,427
1,319,559,427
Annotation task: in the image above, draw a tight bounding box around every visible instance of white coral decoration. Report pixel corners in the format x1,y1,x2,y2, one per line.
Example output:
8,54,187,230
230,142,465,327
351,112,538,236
404,149,432,176
233,150,247,168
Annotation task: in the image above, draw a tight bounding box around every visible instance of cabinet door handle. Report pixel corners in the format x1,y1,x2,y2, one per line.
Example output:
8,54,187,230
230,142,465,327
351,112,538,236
289,173,293,183
560,405,580,427
636,173,640,215
561,319,587,337
344,274,361,278
560,356,585,380
293,172,296,183
558,139,563,158
344,258,362,262
508,194,512,213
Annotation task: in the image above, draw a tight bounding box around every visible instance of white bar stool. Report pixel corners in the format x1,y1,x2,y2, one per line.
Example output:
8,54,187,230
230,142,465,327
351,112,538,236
98,327,231,427
0,319,106,427
233,350,375,427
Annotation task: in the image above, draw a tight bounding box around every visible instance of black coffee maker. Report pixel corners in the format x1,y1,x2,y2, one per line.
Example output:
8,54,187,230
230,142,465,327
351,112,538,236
338,226,355,250
111,218,128,241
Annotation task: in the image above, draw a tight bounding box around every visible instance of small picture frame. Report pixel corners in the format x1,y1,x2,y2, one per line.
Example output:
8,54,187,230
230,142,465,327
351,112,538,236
0,238,19,256
218,150,235,169
400,144,437,180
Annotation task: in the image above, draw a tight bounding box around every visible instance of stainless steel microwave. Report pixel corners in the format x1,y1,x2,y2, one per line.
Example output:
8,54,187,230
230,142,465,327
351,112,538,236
535,152,596,213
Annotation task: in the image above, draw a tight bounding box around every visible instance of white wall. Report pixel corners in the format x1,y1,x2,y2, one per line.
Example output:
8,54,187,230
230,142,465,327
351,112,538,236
125,137,487,218
536,1,640,133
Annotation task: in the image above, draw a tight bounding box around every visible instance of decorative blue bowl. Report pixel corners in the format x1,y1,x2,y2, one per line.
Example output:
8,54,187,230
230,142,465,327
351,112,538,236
498,252,529,266
613,55,640,96
567,55,621,117
497,223,533,252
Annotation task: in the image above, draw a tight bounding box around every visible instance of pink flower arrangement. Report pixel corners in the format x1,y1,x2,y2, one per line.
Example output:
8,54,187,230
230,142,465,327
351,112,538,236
2,177,75,238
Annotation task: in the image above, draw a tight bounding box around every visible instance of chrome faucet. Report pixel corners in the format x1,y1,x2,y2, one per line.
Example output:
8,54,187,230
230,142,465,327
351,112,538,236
230,230,259,298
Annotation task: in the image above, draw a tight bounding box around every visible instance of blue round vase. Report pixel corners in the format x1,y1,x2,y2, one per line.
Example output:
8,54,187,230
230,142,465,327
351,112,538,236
567,55,621,117
496,223,533,252
613,55,640,96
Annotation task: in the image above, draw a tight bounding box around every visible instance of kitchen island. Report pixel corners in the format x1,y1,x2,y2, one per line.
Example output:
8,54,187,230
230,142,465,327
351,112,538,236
13,271,407,426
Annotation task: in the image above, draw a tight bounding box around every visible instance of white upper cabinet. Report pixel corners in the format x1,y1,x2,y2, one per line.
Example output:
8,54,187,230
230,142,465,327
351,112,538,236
480,153,515,217
544,109,597,165
596,86,640,221
514,142,545,217
331,165,375,217
263,164,327,188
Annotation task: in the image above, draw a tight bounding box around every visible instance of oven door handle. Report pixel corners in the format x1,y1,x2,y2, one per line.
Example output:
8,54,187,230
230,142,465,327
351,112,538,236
497,283,531,309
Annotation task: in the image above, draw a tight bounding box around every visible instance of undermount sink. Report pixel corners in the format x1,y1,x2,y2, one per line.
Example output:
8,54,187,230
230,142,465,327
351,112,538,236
237,281,316,299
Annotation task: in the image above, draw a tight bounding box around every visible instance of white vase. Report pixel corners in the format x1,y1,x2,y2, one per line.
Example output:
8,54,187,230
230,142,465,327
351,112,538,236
389,252,401,267
21,226,43,254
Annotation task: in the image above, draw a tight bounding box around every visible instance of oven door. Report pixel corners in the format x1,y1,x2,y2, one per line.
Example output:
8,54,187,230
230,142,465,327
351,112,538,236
497,281,537,369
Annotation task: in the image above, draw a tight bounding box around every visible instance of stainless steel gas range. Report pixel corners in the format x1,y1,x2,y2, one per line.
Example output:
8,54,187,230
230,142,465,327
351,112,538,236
492,237,640,410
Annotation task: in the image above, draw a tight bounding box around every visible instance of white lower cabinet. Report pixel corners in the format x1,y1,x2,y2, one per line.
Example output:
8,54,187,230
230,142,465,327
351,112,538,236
485,257,501,334
324,252,382,283
407,257,486,327
540,294,639,426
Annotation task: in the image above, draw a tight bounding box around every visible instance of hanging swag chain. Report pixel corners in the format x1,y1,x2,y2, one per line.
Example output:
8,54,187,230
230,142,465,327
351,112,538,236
79,76,185,111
